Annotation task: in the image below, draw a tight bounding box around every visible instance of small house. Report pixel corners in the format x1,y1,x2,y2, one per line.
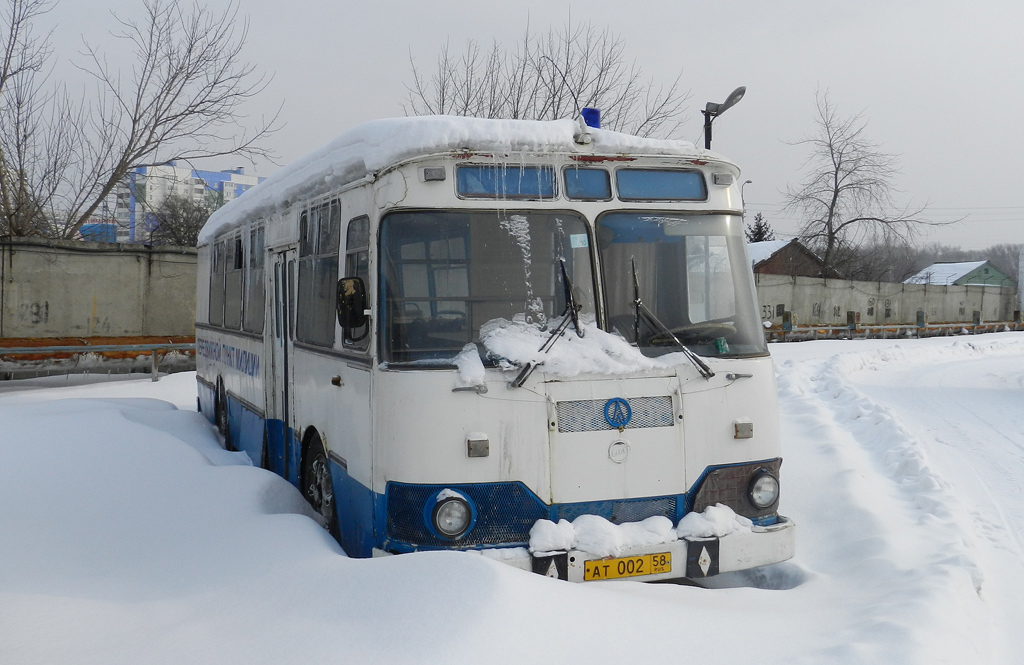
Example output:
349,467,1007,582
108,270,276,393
904,261,1012,287
747,239,842,279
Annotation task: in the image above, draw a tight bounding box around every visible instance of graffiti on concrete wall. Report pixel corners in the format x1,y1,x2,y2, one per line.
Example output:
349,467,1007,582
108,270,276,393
17,301,49,327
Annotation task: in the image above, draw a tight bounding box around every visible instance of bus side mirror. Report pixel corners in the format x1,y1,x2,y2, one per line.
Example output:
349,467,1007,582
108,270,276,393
337,277,368,329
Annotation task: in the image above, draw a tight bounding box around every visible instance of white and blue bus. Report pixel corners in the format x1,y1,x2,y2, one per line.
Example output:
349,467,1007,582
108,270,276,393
196,115,795,582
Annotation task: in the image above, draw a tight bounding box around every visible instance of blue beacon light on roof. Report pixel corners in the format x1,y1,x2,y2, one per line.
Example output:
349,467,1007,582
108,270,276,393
581,108,601,129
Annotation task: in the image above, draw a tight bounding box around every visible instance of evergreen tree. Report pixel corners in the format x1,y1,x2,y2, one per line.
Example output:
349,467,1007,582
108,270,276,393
745,212,776,242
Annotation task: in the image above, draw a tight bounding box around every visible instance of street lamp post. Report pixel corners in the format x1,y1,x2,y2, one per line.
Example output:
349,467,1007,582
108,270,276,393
741,179,752,218
701,86,746,150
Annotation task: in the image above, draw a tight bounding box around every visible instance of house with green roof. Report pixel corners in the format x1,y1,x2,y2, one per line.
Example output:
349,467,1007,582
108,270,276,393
904,260,1012,287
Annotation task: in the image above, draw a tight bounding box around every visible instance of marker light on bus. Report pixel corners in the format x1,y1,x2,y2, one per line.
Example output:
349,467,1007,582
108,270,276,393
432,495,473,539
749,471,780,509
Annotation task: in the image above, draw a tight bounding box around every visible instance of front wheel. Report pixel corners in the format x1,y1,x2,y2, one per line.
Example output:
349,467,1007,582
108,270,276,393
302,433,340,543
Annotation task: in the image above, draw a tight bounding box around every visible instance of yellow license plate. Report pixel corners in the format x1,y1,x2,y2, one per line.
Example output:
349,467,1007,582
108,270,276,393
584,552,672,581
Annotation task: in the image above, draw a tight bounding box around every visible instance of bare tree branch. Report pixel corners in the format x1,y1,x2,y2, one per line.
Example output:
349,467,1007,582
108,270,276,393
0,0,279,240
0,0,61,236
783,89,955,275
403,17,689,138
146,191,215,246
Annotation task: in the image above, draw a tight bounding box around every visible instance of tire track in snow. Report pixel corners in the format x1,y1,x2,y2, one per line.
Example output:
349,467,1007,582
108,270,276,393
840,341,1024,562
840,340,1024,665
773,343,997,664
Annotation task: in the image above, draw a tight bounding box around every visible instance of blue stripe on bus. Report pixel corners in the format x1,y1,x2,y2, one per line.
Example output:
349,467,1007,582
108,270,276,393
197,382,301,487
263,417,300,486
198,377,779,557
327,459,380,558
264,419,286,475
227,399,264,467
198,381,216,424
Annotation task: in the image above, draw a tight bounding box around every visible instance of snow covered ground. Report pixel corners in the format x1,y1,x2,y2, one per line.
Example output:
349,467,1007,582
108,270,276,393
3,334,1024,664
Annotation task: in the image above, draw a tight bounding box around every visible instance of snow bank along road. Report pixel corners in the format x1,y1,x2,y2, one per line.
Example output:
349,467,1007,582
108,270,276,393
1,334,1023,664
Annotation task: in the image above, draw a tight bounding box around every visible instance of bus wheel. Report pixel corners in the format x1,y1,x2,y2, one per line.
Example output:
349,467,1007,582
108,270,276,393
302,434,341,543
215,378,234,452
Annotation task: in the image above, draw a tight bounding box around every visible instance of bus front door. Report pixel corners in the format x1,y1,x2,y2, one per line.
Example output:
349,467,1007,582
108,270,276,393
267,248,298,484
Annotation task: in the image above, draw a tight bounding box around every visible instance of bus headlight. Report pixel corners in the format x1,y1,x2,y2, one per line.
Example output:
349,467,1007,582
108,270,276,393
748,471,780,509
432,495,472,539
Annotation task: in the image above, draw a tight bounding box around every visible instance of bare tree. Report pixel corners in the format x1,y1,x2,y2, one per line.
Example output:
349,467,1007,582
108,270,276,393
841,240,919,283
0,0,67,236
784,90,943,275
0,0,277,239
147,192,215,246
404,19,688,138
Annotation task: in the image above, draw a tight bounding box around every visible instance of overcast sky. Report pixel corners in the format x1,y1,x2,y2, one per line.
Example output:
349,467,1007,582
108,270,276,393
43,0,1024,249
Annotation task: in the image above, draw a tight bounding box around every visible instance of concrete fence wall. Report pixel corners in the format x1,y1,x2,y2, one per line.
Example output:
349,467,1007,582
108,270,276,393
755,273,1018,327
1,239,1016,340
0,238,196,338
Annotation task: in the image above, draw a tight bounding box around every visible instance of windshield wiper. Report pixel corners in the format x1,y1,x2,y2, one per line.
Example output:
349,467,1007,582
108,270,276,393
509,260,584,389
631,258,715,380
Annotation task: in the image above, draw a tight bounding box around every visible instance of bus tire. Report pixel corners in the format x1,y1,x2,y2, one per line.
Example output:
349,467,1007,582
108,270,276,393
302,432,341,544
215,377,234,452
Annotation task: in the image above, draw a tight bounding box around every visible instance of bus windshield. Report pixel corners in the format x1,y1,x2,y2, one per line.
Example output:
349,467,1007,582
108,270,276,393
597,212,767,358
380,210,595,365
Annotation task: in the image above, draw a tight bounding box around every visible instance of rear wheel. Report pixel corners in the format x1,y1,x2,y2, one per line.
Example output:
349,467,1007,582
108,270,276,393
214,377,234,451
302,433,340,543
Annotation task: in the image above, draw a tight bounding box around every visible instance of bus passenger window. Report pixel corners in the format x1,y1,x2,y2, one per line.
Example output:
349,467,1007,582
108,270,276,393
209,240,226,326
243,225,266,334
296,201,341,347
455,165,556,200
564,167,611,200
343,216,370,350
224,234,244,330
616,169,707,201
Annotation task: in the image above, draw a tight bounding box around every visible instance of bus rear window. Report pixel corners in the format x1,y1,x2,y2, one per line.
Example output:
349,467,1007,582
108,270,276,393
616,169,707,201
456,165,556,200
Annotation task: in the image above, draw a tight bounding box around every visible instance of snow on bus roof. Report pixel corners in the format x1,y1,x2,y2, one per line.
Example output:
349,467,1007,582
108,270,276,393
198,115,713,244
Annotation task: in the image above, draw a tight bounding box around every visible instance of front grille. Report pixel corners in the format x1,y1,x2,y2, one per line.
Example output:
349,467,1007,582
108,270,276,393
385,481,548,548
555,496,677,524
690,459,782,519
555,396,675,433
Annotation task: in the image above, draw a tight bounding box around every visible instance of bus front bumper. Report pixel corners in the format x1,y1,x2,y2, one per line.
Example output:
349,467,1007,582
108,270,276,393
517,515,796,583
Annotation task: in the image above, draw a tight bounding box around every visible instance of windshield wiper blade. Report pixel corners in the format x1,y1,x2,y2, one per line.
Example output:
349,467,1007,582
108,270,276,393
631,258,715,380
561,260,584,339
509,260,584,389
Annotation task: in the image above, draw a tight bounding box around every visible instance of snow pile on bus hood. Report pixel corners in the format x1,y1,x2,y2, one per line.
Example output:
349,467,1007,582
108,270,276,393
676,504,754,539
476,318,687,379
198,115,707,244
528,506,752,557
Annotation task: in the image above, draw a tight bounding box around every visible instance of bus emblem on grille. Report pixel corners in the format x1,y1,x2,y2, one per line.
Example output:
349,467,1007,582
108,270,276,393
603,398,632,430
